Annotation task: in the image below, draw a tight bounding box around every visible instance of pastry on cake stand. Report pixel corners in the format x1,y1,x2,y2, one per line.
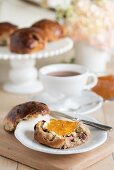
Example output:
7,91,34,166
0,37,73,94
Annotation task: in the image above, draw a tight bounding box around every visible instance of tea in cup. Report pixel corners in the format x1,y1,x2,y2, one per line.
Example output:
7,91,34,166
39,64,98,99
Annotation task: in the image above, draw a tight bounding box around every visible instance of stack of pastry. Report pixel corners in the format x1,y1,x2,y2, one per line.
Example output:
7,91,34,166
0,19,66,54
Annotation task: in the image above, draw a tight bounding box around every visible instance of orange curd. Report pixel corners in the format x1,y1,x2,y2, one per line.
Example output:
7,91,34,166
47,119,79,136
92,75,114,100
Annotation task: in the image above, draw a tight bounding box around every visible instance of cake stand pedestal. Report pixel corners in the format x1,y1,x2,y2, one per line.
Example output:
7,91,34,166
0,37,73,94
4,59,43,94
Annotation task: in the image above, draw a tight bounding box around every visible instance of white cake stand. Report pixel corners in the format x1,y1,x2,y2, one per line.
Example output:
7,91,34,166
0,37,73,94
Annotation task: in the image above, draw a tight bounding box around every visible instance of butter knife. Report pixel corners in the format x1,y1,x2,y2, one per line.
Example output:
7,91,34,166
51,111,113,131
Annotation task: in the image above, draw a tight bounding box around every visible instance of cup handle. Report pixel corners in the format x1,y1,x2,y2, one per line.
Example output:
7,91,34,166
85,72,98,90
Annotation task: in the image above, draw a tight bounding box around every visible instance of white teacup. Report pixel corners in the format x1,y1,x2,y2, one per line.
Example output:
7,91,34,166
39,64,98,99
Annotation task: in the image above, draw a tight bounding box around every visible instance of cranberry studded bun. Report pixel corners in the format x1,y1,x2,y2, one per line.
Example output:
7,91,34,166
9,27,46,54
32,19,66,42
3,101,50,132
34,119,90,149
0,22,17,46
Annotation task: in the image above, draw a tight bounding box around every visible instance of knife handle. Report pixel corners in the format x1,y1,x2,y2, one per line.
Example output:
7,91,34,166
81,119,113,131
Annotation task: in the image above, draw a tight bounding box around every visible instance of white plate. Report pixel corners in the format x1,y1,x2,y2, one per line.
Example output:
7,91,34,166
30,90,103,115
0,37,73,60
14,114,107,155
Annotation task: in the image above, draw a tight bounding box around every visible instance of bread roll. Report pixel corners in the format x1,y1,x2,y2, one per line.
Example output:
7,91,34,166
34,119,90,149
3,101,50,132
0,22,17,46
32,19,66,42
9,28,46,54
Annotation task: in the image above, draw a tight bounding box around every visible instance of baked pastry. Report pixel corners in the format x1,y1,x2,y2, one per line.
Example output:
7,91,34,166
0,22,17,46
3,101,50,132
9,27,46,54
34,119,90,149
31,19,66,42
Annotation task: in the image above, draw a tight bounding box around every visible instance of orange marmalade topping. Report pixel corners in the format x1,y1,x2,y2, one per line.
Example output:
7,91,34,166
92,75,114,99
47,119,79,136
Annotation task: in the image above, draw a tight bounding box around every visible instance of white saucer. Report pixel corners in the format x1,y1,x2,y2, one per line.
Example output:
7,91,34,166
30,90,103,115
15,114,107,155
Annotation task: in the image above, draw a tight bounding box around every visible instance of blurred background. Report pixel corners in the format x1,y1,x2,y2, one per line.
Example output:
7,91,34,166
1,0,114,84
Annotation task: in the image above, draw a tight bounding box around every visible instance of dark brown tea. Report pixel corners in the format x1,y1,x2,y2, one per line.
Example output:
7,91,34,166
48,71,80,77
